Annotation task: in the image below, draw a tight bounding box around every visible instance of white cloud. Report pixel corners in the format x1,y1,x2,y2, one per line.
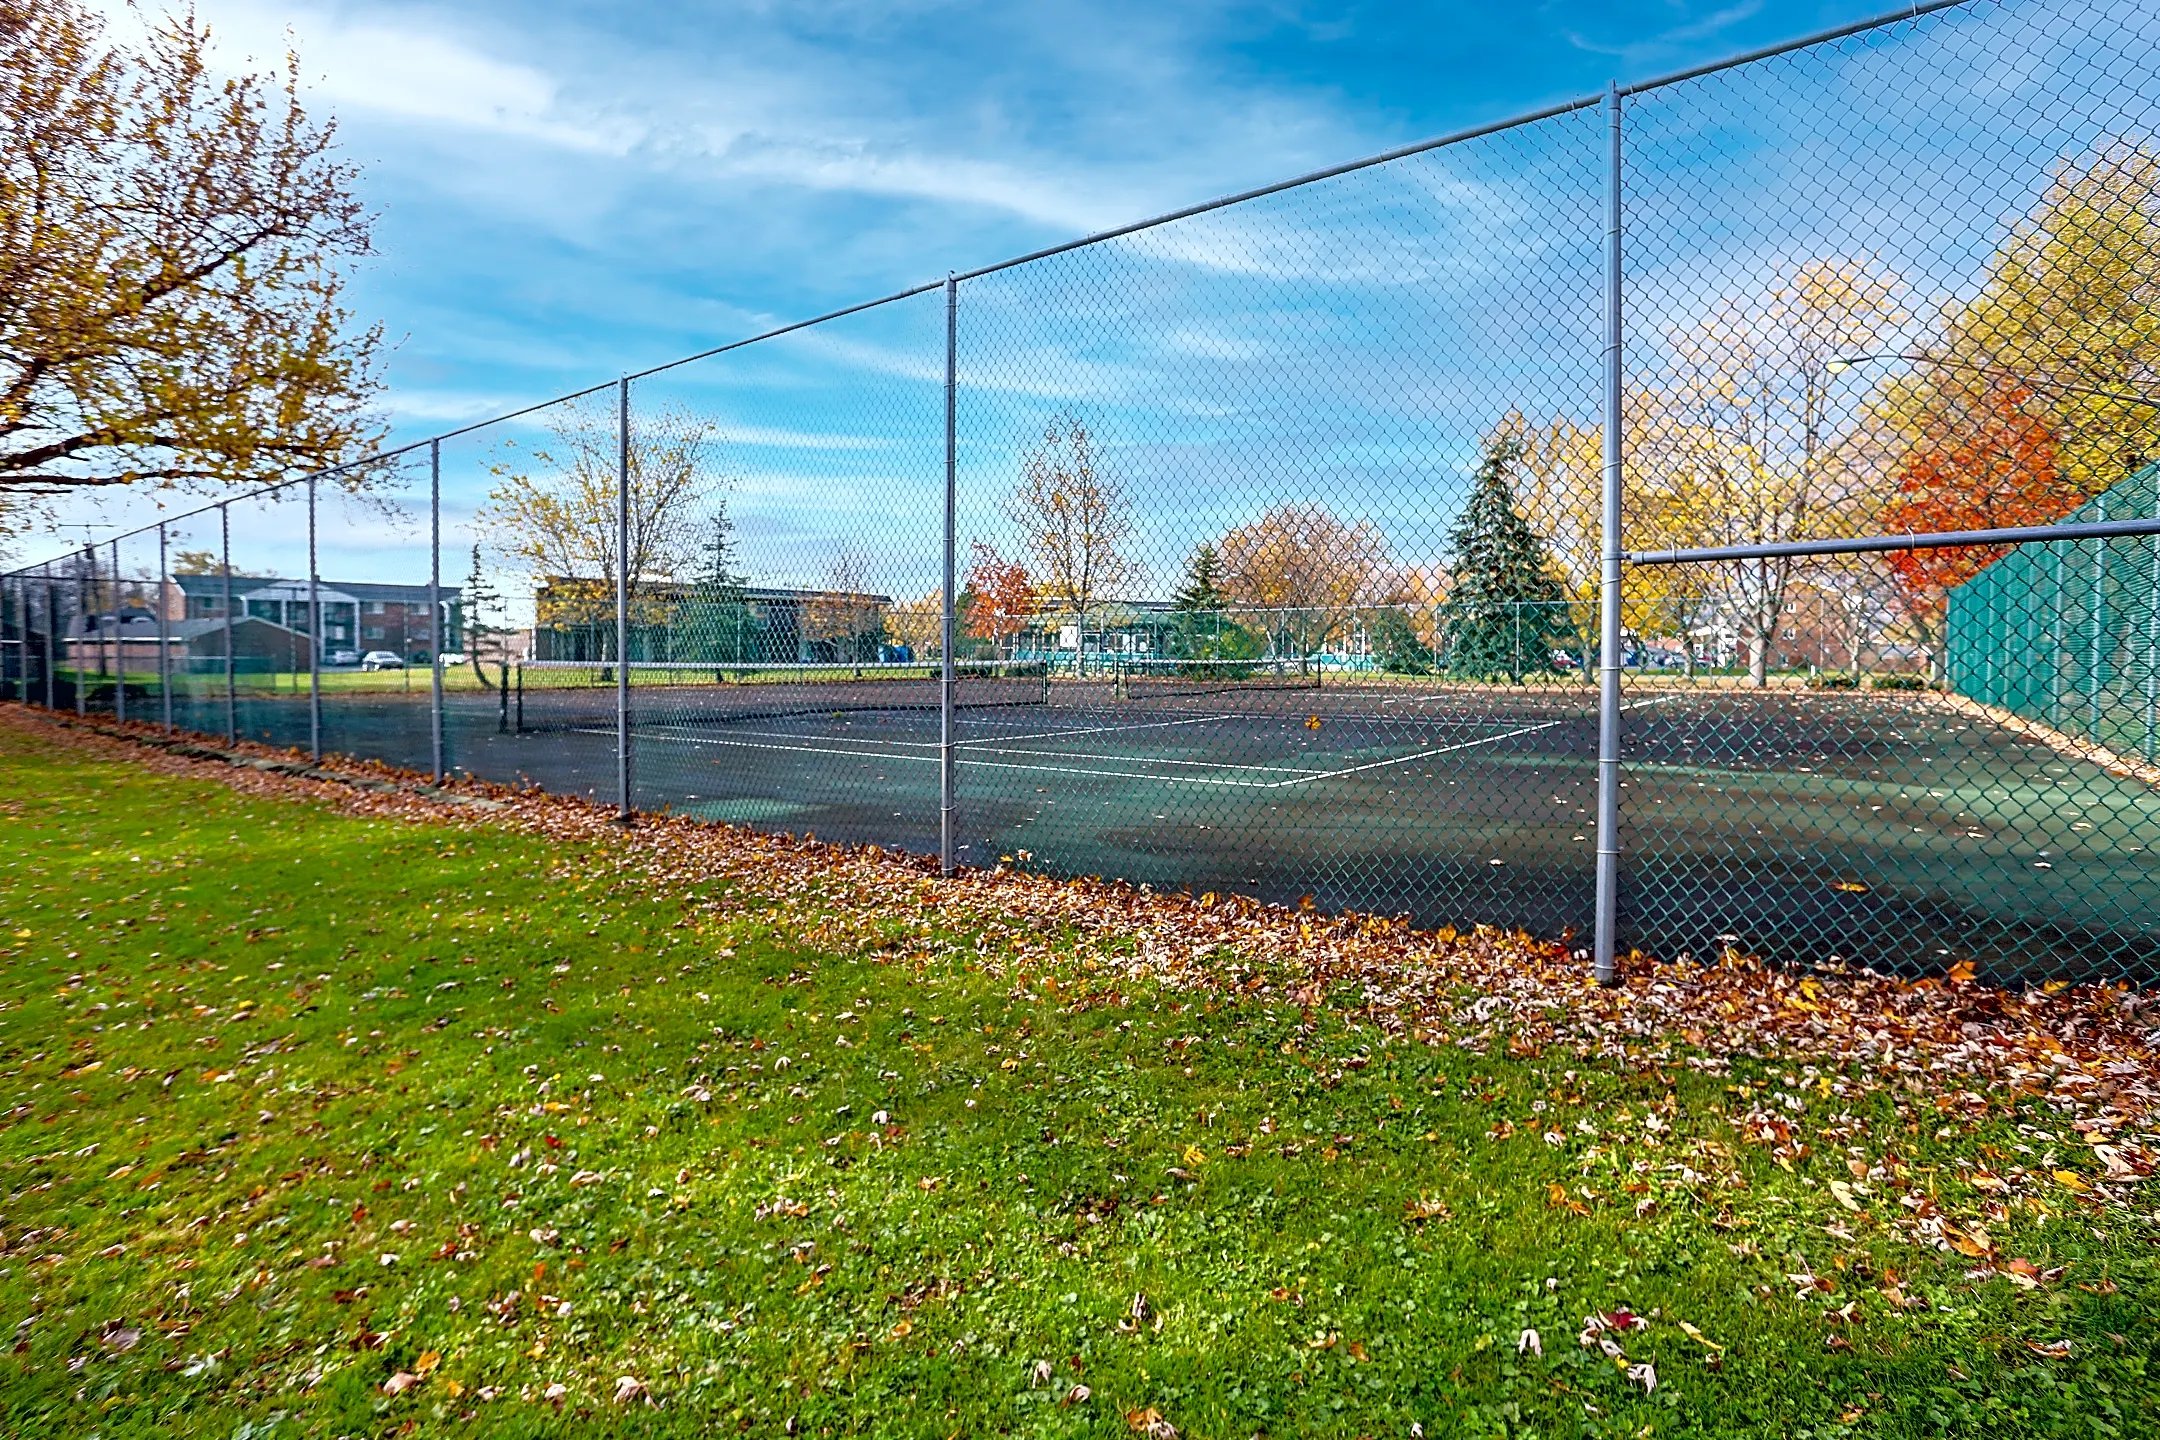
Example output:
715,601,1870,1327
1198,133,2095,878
702,137,1136,235
92,0,638,153
116,0,1370,240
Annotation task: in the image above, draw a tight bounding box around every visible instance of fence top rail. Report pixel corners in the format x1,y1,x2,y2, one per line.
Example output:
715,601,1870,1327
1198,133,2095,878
0,0,1975,577
1627,516,2160,566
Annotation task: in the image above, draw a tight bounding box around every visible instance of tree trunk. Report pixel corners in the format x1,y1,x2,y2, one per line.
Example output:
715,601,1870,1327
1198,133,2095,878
1747,632,1769,688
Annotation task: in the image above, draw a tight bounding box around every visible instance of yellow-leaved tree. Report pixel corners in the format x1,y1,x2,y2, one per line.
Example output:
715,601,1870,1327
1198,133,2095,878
484,404,727,651
1215,502,1392,657
1644,258,1904,685
1005,415,1135,630
1494,405,1725,672
1,1,382,495
1923,142,2160,493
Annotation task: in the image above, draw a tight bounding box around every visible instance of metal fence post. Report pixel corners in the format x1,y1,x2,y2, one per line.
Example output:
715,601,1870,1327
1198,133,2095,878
220,504,236,744
942,274,959,876
106,537,121,721
109,539,124,724
43,576,56,711
616,376,632,823
75,548,90,717
309,476,321,760
1593,80,1625,989
157,524,172,733
430,439,445,784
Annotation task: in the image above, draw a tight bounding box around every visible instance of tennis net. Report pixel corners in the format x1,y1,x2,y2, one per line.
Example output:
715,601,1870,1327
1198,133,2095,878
1112,655,1322,700
511,659,1050,733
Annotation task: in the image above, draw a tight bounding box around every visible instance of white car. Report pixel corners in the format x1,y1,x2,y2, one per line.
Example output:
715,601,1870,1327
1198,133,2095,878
359,650,405,671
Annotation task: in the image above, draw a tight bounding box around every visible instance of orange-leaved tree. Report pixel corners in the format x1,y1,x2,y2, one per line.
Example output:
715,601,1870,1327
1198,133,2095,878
1878,382,2077,670
963,543,1034,659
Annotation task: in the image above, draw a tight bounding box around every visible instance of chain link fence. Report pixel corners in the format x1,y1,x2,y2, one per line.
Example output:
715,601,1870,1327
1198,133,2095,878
6,0,2158,983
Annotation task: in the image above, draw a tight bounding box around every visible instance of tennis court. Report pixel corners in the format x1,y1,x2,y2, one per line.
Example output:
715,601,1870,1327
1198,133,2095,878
162,659,2155,982
444,668,2155,981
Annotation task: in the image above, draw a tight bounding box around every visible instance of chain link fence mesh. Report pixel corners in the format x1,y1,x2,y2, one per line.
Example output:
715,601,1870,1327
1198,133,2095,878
951,104,1606,924
1613,0,2160,980
4,0,2156,982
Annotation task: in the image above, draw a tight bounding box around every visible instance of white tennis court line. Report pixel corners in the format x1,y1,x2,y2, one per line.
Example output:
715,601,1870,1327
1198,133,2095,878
604,700,1583,757
623,723,1331,777
594,725,1320,781
957,713,1237,746
621,707,1559,779
579,728,1293,787
602,711,1233,752
609,711,1239,757
1277,692,1688,787
954,742,1329,776
587,698,1677,790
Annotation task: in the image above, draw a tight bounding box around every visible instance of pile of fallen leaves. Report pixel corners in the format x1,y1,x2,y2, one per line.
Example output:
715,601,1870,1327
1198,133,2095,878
14,707,2159,1221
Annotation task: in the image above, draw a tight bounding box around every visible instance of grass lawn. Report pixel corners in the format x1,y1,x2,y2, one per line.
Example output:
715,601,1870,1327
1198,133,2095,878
0,709,2154,1438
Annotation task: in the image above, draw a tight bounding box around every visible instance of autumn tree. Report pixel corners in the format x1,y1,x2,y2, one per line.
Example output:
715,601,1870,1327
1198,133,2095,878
1648,258,1903,684
1006,415,1134,625
1877,382,2075,675
1494,411,1600,610
1911,143,2160,494
483,402,726,653
1438,437,1575,682
962,543,1034,659
171,549,230,576
1,1,382,493
1217,503,1390,657
803,546,886,663
885,590,945,659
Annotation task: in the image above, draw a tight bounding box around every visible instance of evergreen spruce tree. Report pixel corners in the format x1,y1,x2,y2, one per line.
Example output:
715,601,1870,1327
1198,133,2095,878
693,510,753,664
1438,437,1577,682
1171,543,1228,613
1167,542,1259,669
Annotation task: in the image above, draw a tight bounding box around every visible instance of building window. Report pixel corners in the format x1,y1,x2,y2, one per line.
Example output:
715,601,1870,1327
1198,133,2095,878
364,626,385,641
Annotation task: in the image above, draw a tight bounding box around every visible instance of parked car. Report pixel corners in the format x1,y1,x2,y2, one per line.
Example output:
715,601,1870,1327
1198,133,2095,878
324,648,360,667
359,651,404,671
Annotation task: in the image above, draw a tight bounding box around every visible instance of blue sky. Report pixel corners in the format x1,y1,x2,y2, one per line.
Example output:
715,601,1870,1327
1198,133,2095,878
43,0,2130,600
80,2,1899,425
282,0,1903,425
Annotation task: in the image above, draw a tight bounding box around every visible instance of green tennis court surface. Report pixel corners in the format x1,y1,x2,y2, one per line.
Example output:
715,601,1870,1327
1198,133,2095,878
169,677,2160,982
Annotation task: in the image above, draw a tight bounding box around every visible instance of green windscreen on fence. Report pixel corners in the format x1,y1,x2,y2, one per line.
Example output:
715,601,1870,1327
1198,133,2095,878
1946,463,2160,764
